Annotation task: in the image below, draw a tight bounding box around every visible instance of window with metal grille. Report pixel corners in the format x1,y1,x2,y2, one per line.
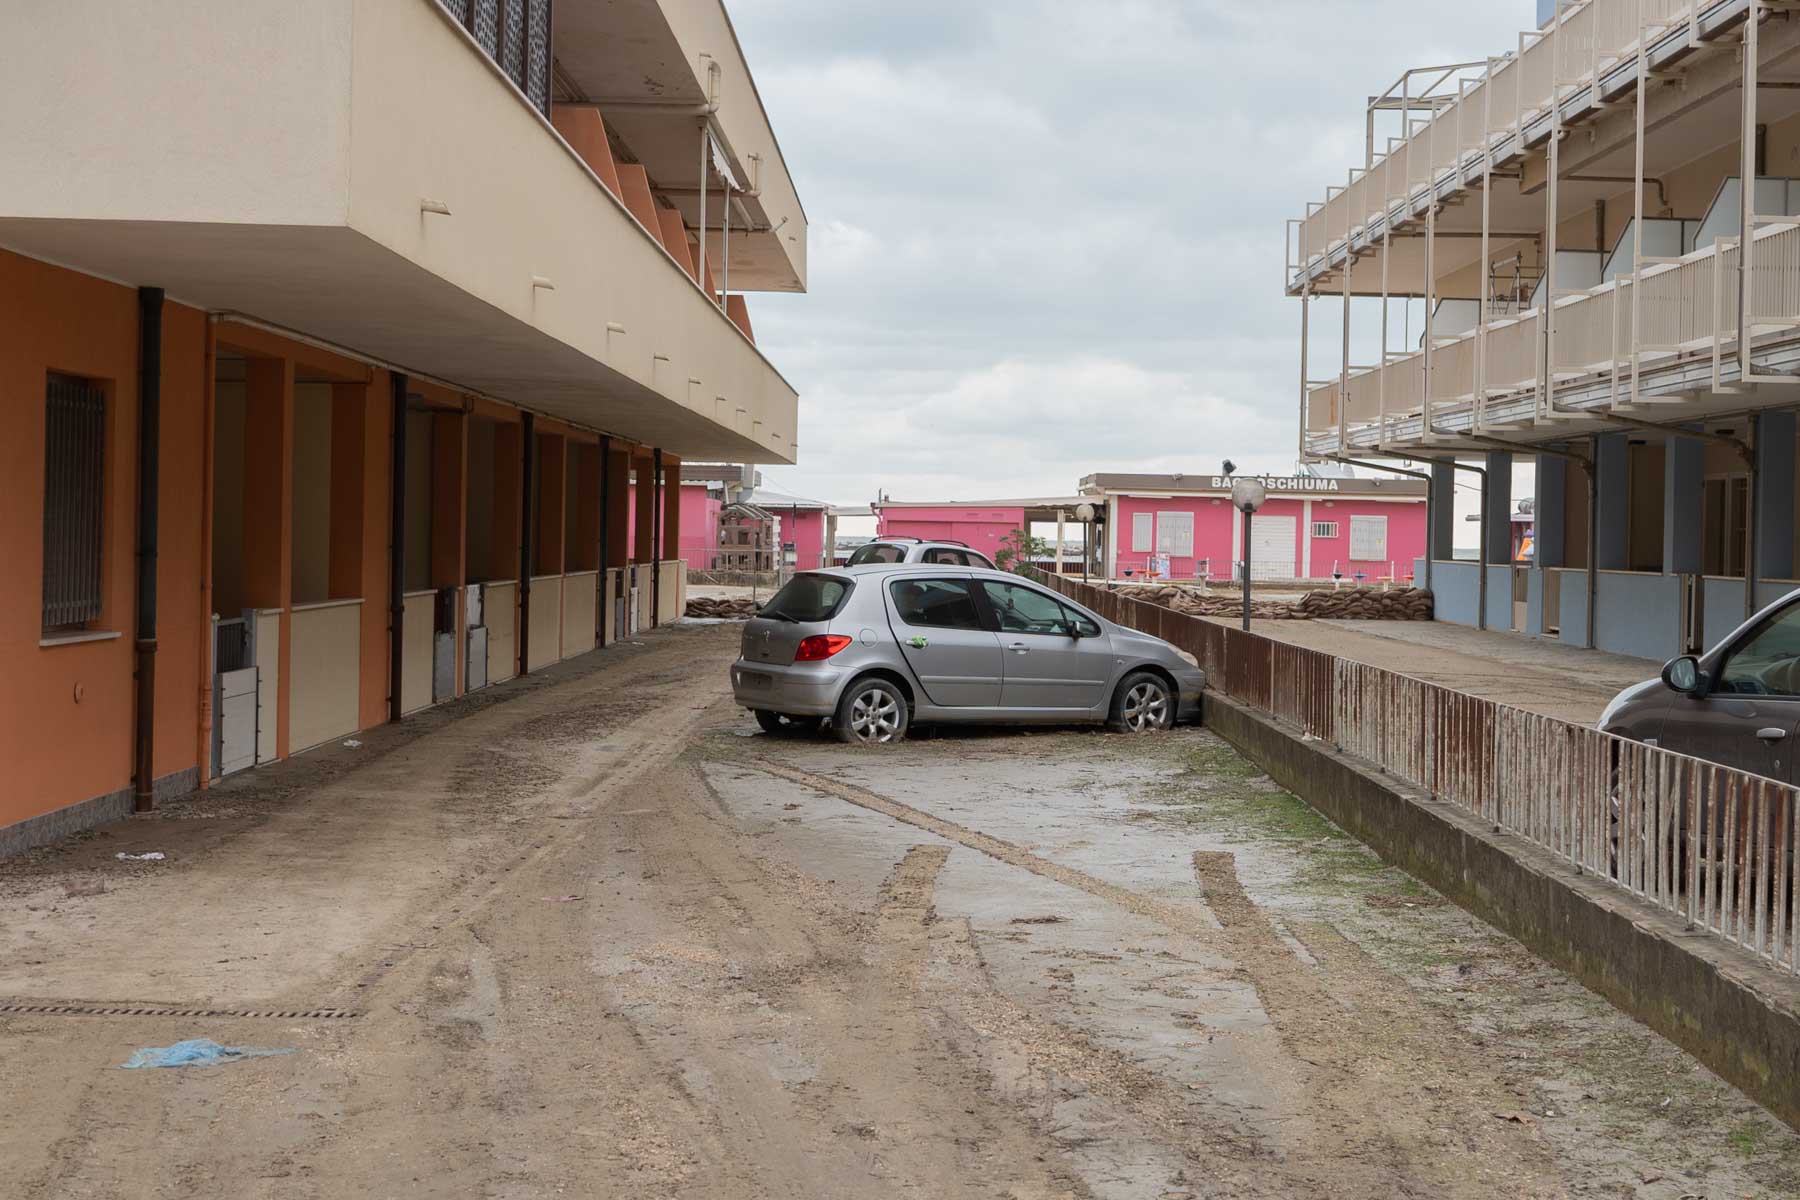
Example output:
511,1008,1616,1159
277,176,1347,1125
1349,514,1389,560
442,0,552,116
1154,511,1194,558
1130,512,1153,553
42,374,106,631
1311,521,1339,539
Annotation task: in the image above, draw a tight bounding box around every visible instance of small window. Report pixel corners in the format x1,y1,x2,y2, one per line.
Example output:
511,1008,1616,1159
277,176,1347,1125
981,581,1073,635
760,574,851,623
1131,511,1153,552
42,373,107,632
1060,602,1101,638
1348,514,1388,560
922,547,968,566
1311,521,1339,539
1155,512,1194,558
890,579,984,630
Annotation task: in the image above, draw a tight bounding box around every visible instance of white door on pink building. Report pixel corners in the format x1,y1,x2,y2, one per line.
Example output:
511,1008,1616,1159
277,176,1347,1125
1249,516,1297,581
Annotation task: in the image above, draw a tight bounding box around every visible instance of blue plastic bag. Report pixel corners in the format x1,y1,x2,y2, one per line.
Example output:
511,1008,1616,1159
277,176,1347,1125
120,1039,295,1069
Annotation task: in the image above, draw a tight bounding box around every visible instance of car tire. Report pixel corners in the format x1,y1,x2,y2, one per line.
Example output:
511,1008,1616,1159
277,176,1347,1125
834,678,909,745
754,710,816,737
1109,671,1174,733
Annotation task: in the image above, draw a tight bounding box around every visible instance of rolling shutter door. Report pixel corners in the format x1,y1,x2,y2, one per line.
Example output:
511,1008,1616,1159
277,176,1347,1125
1249,515,1296,580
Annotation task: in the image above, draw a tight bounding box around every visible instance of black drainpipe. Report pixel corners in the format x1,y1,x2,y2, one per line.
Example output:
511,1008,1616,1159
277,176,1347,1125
598,435,612,644
388,374,408,723
519,413,536,675
651,448,664,626
132,287,164,812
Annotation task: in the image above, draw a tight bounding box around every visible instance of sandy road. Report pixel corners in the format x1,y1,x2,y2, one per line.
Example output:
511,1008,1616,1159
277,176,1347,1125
1,622,1796,1198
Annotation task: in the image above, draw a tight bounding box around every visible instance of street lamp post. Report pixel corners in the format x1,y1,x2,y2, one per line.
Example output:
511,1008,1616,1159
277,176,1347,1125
1074,502,1095,583
1229,478,1267,633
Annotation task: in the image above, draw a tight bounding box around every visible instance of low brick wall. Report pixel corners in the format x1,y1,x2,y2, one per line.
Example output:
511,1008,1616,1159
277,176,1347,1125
1204,691,1800,1130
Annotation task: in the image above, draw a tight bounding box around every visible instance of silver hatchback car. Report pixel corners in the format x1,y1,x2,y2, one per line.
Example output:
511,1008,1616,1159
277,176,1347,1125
730,564,1206,744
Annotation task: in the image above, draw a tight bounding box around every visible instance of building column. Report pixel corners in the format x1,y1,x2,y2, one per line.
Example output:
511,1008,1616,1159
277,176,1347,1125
825,510,839,568
602,443,631,644
1483,451,1513,564
1664,433,1705,576
1595,432,1629,572
661,452,682,570
242,357,294,758
1756,411,1796,582
1428,462,1456,561
633,452,655,564
431,410,467,694
1534,450,1567,569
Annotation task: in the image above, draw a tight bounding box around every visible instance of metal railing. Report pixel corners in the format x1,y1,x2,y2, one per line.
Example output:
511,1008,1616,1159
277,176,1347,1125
1306,225,1790,444
1296,0,1712,279
1037,571,1800,974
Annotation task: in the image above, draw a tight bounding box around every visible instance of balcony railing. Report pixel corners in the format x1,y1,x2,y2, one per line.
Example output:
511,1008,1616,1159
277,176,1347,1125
439,0,553,116
1293,0,1720,285
1306,221,1800,448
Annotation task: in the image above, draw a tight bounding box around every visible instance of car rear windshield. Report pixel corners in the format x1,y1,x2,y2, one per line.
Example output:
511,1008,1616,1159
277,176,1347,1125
760,574,852,623
848,543,906,565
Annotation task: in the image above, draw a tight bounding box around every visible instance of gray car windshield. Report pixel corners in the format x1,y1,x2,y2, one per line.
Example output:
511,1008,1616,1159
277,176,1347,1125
760,575,851,623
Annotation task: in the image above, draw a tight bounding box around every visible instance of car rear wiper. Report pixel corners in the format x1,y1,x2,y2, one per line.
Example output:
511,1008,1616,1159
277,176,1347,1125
761,610,799,623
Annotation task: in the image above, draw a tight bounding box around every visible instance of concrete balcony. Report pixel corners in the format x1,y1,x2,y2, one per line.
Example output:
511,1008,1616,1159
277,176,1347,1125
0,0,799,463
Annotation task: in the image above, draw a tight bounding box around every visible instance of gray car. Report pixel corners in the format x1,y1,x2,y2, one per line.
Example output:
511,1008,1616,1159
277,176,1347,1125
730,564,1206,744
1600,587,1800,782
844,538,996,569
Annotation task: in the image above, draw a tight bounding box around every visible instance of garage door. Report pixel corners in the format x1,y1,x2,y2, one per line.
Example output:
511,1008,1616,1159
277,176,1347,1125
1249,515,1297,580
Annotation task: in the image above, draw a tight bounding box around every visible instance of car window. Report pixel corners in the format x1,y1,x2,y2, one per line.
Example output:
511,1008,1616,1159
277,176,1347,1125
922,548,967,565
848,543,905,566
981,581,1075,635
1060,602,1101,638
889,578,983,630
760,574,851,623
1718,603,1800,695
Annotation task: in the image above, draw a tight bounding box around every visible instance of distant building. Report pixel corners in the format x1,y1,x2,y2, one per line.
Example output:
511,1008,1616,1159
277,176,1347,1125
1080,473,1428,583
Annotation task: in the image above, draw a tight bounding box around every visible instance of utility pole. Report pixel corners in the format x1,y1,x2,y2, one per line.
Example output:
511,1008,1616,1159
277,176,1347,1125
1230,475,1267,633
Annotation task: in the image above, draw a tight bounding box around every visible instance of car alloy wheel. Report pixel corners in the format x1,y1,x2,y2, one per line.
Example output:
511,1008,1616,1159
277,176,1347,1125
847,687,903,743
1120,680,1170,732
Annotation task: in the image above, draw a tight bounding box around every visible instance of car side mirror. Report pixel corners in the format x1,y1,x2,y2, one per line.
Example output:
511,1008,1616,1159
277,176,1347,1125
1662,655,1708,697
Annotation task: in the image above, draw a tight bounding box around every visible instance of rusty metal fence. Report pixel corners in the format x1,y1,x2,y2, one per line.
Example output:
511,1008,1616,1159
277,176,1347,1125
1036,571,1800,975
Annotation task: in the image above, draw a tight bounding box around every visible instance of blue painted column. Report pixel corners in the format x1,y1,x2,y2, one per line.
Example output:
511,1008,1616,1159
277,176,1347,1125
1664,433,1705,576
1429,462,1456,562
1534,450,1566,568
1756,411,1795,583
1595,432,1629,572
1483,451,1513,563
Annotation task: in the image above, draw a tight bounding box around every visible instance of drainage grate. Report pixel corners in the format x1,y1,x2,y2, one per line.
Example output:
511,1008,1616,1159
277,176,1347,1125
0,999,361,1021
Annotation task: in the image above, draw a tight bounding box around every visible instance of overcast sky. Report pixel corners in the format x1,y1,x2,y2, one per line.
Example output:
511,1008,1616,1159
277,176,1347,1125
727,2,1539,508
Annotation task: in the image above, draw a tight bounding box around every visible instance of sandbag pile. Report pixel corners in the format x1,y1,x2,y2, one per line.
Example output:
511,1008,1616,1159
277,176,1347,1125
684,596,761,619
1102,583,1433,622
1293,587,1434,621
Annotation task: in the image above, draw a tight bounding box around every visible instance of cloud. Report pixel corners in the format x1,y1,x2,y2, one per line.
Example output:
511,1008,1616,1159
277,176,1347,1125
728,2,1537,504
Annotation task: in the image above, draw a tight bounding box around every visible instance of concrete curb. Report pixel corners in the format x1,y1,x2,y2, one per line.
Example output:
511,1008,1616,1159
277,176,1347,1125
1203,691,1800,1130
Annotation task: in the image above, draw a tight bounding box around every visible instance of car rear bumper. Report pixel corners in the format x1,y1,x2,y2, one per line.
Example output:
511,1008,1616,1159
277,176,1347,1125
731,658,849,716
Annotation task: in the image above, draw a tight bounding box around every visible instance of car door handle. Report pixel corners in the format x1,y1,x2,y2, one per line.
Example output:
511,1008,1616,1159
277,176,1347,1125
1008,642,1030,654
1757,727,1789,742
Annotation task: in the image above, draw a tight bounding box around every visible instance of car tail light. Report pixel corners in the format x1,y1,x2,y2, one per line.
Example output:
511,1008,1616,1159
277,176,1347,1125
794,634,853,662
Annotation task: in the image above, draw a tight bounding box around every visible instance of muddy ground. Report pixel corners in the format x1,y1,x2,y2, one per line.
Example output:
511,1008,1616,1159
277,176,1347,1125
1,622,1796,1198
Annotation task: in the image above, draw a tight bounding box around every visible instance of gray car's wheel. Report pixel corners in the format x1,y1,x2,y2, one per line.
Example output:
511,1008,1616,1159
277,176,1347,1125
834,678,909,745
754,710,815,737
1109,671,1174,733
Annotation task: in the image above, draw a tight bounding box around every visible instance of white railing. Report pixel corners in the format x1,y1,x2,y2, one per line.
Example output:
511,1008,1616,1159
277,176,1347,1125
1306,225,1797,445
1296,0,1709,280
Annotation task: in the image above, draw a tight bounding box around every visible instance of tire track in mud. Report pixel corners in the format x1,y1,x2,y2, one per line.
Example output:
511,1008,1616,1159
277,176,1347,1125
747,759,1569,1199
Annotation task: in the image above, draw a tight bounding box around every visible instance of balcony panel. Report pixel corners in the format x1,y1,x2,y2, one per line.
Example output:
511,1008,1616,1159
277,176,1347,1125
0,0,797,463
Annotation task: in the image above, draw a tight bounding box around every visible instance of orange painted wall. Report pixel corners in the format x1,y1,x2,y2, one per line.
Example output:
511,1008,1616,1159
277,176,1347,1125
0,250,206,829
549,105,623,200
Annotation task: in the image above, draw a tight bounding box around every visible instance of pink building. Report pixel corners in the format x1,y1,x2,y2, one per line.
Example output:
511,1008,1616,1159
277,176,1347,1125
875,504,1028,560
749,488,832,569
1081,472,1427,583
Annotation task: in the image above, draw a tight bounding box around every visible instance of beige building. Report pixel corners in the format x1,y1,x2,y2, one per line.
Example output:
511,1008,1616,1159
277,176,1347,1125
1291,0,1800,659
0,1,806,852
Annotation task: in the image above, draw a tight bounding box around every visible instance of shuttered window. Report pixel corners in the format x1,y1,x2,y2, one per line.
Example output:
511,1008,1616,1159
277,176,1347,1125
42,374,107,631
1155,511,1194,557
1349,514,1389,560
1131,512,1153,552
1311,521,1338,539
